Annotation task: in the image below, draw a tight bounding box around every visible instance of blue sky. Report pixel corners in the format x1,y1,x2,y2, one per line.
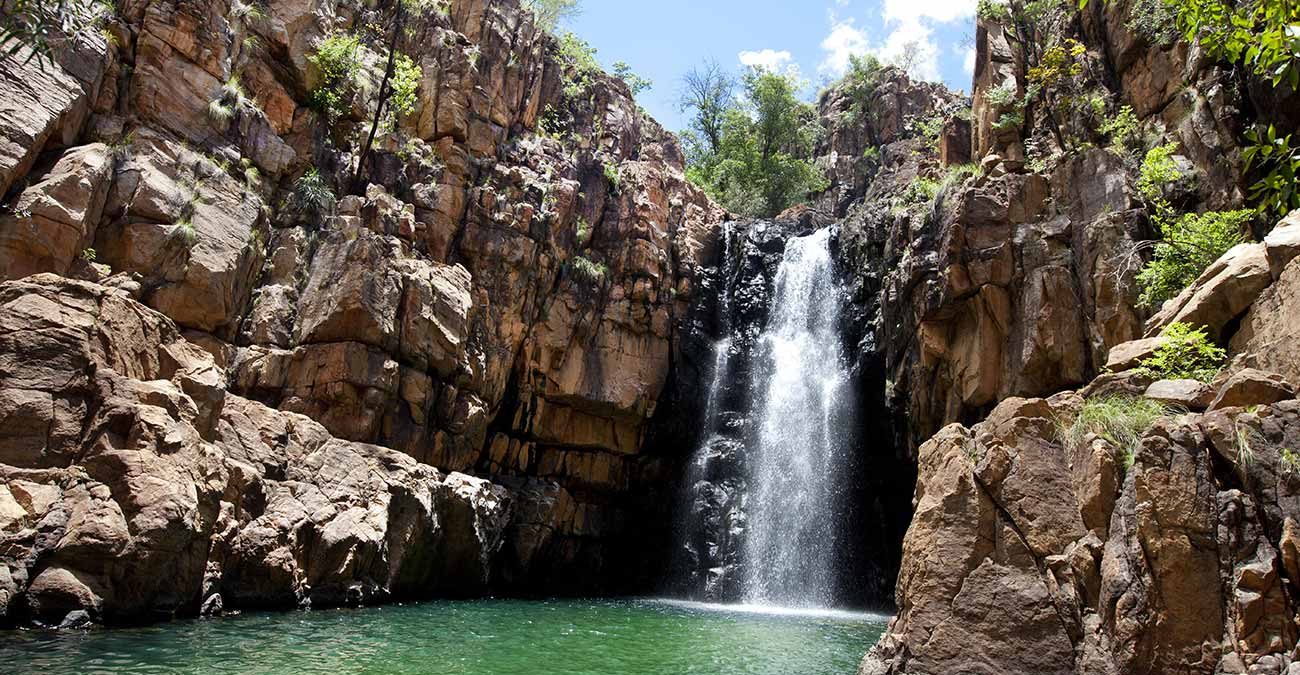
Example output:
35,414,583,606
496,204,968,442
566,0,979,132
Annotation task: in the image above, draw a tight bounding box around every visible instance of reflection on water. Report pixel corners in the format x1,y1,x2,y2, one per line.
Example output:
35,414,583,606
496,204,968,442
0,598,888,675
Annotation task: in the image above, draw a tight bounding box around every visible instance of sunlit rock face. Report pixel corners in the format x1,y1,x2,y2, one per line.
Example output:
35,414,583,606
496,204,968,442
846,0,1300,670
0,0,728,625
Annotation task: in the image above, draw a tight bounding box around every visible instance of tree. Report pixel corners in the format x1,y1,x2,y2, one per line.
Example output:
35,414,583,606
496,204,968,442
612,61,652,96
679,59,735,156
685,67,827,218
1,0,110,68
526,0,582,33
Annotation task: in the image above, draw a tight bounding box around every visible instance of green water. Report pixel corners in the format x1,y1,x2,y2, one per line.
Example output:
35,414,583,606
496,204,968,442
0,598,887,674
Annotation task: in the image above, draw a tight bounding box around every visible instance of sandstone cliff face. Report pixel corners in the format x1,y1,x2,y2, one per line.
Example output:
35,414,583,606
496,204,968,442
848,0,1300,671
0,0,724,624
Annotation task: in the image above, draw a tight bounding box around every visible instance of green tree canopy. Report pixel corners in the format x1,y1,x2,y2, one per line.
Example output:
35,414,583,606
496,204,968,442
682,67,826,218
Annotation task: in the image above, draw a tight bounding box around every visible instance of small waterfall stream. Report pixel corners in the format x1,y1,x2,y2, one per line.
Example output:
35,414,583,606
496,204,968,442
676,225,854,608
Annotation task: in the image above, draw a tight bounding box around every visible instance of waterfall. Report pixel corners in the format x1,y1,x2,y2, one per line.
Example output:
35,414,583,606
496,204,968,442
674,224,853,608
740,227,851,607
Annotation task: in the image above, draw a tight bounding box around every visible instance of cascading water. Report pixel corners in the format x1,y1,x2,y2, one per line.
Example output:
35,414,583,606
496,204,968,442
740,227,852,607
674,224,854,608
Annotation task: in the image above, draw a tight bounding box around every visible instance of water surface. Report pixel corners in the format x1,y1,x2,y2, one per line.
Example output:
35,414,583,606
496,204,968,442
0,598,887,674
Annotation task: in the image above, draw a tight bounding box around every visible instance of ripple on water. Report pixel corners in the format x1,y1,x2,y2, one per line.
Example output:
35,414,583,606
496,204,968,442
0,599,889,675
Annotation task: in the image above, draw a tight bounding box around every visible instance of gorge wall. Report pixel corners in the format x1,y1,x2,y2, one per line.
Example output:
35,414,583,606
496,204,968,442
0,0,728,626
831,0,1300,672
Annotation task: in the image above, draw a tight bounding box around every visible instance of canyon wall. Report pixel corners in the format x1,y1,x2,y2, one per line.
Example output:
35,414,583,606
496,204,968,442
846,0,1300,672
0,0,725,626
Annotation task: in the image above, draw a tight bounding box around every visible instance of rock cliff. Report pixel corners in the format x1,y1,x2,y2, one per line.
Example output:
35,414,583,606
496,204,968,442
0,0,724,625
844,0,1300,671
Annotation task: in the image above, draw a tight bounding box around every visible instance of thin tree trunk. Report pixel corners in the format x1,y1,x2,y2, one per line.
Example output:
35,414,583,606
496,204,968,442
353,0,406,194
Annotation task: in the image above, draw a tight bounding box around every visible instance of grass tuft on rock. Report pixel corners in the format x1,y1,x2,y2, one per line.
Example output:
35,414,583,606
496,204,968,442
1062,395,1180,469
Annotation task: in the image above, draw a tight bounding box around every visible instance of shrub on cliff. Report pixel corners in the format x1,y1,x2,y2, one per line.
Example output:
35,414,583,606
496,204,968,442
1136,209,1252,306
1136,322,1226,383
308,31,363,122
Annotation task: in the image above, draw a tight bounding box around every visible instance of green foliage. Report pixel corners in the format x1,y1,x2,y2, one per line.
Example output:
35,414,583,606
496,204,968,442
1137,322,1228,382
1136,209,1252,306
173,217,198,247
388,53,421,122
993,110,1024,132
985,83,1017,108
1098,105,1141,152
1028,39,1086,90
1136,143,1182,204
862,146,881,163
1243,124,1300,218
840,54,885,125
603,162,620,192
308,31,362,122
977,0,1012,21
80,247,96,263
1126,0,1181,46
1171,0,1299,88
895,176,940,212
557,32,600,98
575,217,592,247
1063,396,1178,469
612,61,651,96
0,0,111,69
941,163,979,192
686,69,827,217
1281,448,1300,475
526,0,581,33
569,255,607,285
912,114,944,151
288,168,336,220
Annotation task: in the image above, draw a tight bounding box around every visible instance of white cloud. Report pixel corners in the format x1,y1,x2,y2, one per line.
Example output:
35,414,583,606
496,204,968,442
738,49,794,71
882,0,978,24
962,46,976,76
876,18,941,82
818,19,871,77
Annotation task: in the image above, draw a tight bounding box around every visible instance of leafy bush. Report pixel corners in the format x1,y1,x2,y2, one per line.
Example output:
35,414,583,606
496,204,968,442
985,83,1017,108
1137,322,1227,382
1136,209,1251,306
288,168,337,220
1099,105,1141,153
308,32,362,122
388,53,422,122
557,32,601,98
841,54,885,125
612,61,652,96
1282,447,1300,475
569,255,607,284
1126,0,1180,46
1136,142,1182,204
1243,124,1300,218
1027,39,1086,90
526,0,580,32
575,217,592,246
603,162,620,192
1063,395,1178,469
977,0,1012,21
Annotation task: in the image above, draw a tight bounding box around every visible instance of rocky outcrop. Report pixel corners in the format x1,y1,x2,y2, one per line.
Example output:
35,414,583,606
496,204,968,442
0,275,516,624
862,384,1300,674
0,0,725,623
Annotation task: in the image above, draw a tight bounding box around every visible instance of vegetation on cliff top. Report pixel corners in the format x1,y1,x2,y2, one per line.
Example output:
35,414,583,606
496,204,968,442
679,65,827,218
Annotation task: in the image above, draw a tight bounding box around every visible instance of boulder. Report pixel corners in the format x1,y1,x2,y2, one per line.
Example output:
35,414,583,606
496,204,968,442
1264,210,1300,280
1104,337,1167,373
0,144,113,280
1145,243,1272,340
1145,378,1214,410
1231,256,1300,387
1209,368,1296,410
